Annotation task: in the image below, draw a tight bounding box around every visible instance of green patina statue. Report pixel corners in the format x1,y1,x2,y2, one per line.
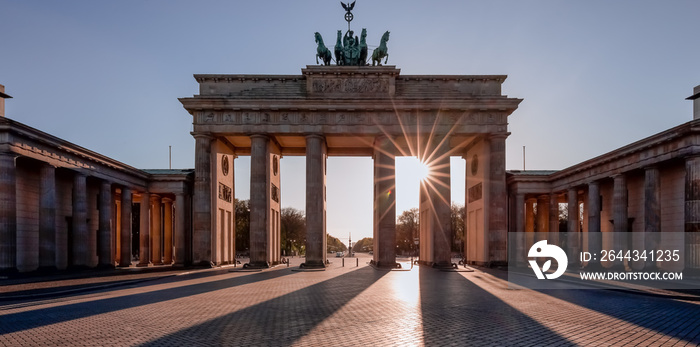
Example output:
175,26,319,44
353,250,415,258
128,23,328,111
371,31,390,66
315,32,332,66
331,28,368,66
313,2,390,67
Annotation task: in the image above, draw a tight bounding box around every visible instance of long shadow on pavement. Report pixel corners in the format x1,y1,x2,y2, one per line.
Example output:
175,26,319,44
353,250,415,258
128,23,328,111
538,288,700,344
0,268,296,335
419,268,577,346
0,268,245,302
139,266,388,347
481,267,700,345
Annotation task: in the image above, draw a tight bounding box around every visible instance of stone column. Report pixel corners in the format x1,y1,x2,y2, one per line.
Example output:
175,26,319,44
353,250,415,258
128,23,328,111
163,197,173,264
612,174,628,267
685,156,700,232
193,133,212,266
587,181,601,267
525,198,535,233
72,173,88,267
525,198,536,260
613,174,628,233
250,134,270,267
151,194,162,265
514,193,525,266
549,193,559,233
39,164,57,269
536,195,549,236
643,167,660,269
0,153,17,271
373,135,396,267
487,135,508,264
644,167,661,233
119,188,132,267
138,192,150,266
549,193,560,246
567,188,579,263
425,137,452,267
174,193,186,266
305,135,327,268
98,180,113,267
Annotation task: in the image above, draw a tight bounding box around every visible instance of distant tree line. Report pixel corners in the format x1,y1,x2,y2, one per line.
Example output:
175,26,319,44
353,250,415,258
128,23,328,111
235,199,465,257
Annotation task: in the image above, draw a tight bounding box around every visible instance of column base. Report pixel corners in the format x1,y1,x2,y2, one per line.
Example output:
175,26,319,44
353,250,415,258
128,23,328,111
370,260,401,269
431,261,458,269
243,261,270,269
300,261,326,269
136,262,150,267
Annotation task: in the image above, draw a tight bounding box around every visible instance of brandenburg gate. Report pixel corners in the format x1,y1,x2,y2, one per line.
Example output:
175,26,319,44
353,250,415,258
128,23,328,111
180,65,521,268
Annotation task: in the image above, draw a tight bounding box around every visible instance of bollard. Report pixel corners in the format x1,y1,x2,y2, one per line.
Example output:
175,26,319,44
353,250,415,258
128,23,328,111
356,258,358,267
342,258,345,267
287,258,289,267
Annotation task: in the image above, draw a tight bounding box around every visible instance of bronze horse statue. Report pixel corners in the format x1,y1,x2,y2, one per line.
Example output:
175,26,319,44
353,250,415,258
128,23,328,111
359,28,368,65
334,30,344,65
371,31,390,66
315,32,332,66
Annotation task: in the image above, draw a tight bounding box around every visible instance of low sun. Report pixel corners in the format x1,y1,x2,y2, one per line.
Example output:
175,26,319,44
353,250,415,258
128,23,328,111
407,157,431,182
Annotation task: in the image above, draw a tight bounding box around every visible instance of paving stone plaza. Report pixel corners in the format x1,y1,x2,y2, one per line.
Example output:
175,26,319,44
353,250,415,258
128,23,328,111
1,255,699,346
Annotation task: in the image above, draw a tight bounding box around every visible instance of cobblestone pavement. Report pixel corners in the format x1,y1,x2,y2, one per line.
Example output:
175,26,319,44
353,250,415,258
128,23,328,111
1,255,699,346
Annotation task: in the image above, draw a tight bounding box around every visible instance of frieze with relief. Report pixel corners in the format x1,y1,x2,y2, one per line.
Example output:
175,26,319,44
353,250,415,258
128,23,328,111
195,110,506,127
311,78,389,94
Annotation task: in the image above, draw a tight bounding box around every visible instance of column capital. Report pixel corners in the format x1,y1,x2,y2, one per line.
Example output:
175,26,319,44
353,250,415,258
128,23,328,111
162,196,173,204
150,194,162,202
250,134,270,140
191,132,213,140
487,133,510,140
305,133,326,140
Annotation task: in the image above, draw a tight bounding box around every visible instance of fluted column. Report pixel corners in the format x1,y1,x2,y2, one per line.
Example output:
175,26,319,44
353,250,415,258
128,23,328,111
536,195,549,236
72,173,88,267
305,135,327,268
138,192,150,266
425,136,452,267
193,133,212,265
373,135,396,267
587,181,601,267
163,197,173,264
525,198,536,261
487,134,508,264
644,167,660,233
39,164,57,269
514,193,525,266
685,156,700,232
98,181,113,267
249,135,270,267
119,188,132,267
0,153,17,271
642,167,660,269
613,174,628,233
549,193,560,245
174,193,186,266
151,194,162,265
549,194,559,233
525,198,535,233
566,188,579,260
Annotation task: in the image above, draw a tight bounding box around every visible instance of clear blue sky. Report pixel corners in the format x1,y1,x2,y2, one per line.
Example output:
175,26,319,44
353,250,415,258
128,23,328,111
2,1,699,242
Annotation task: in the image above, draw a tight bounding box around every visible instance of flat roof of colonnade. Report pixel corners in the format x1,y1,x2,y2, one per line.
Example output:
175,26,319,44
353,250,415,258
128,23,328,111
180,66,522,156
